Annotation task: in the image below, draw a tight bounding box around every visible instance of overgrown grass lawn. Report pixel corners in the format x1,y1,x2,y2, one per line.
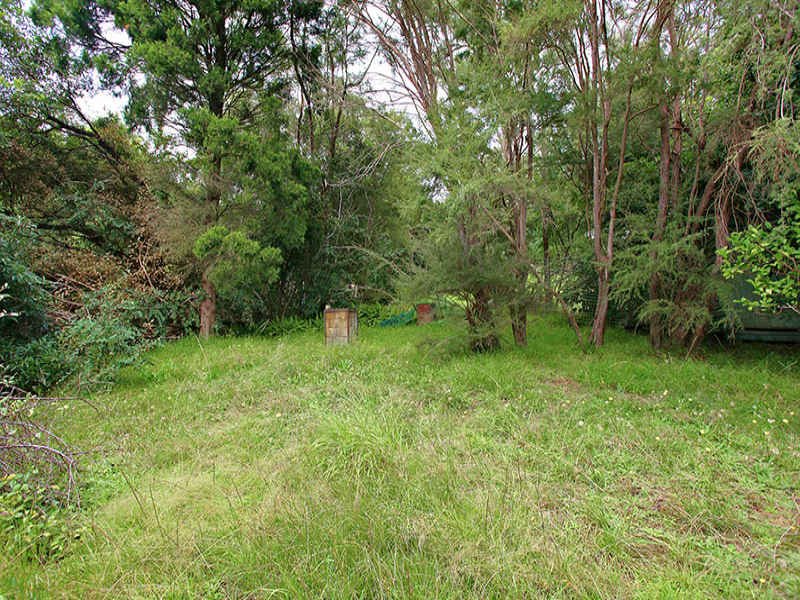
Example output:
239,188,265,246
4,318,800,598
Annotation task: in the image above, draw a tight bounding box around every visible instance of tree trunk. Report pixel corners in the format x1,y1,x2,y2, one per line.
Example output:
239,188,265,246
586,0,612,348
591,263,610,346
714,193,731,268
649,100,672,349
467,287,499,352
200,148,222,337
667,7,682,213
649,0,681,350
541,206,551,302
527,122,550,307
504,122,528,347
458,211,500,352
510,304,527,347
199,269,217,338
511,190,528,346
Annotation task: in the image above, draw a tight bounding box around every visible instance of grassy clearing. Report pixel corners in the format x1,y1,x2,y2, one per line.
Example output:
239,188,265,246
2,316,799,598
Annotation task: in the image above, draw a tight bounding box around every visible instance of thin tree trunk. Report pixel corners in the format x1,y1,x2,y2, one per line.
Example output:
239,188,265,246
200,147,222,337
201,5,227,337
199,269,217,338
715,192,731,267
458,211,500,352
591,266,610,345
649,101,672,349
587,0,612,347
649,0,681,350
667,5,682,211
510,309,527,346
541,206,551,301
290,11,315,153
511,178,528,346
527,122,551,307
503,121,528,347
468,287,500,352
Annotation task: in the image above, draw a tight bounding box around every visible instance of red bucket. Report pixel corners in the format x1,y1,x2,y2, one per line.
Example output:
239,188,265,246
416,303,434,325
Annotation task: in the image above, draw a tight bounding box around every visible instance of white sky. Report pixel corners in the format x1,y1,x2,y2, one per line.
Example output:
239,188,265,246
77,18,129,119
79,84,128,119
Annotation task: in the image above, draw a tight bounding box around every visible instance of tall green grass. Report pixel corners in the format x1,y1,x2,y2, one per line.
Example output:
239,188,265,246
3,316,799,598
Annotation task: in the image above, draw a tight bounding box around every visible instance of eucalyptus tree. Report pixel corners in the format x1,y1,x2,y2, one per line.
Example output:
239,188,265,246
354,0,510,350
355,0,576,348
609,0,799,350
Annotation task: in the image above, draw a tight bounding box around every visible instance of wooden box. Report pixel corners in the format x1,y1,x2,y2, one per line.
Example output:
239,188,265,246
324,308,358,345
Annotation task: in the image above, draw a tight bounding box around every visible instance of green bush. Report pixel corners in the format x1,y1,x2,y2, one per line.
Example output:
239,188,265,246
357,302,403,327
2,287,198,392
80,287,198,341
258,315,321,337
5,315,140,392
1,214,200,392
194,226,283,331
0,215,49,342
0,472,83,563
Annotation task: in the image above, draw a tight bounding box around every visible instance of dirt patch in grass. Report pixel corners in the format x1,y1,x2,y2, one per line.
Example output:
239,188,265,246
543,375,582,393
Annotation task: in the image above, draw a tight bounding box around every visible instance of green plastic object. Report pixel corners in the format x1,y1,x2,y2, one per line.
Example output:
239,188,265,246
729,276,800,342
379,310,416,327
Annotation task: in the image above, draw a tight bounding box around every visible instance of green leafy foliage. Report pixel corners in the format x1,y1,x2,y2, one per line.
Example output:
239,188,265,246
0,472,83,563
357,303,406,328
194,226,283,329
721,214,800,315
3,285,197,392
720,120,800,316
257,315,320,337
0,214,49,342
6,317,137,392
612,220,733,349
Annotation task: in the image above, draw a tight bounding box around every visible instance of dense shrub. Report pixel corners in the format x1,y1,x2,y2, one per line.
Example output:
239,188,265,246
258,315,321,337
0,215,50,342
0,471,83,563
357,303,407,327
2,285,198,393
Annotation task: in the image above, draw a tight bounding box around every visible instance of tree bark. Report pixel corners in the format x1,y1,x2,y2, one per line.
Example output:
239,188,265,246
501,121,529,347
591,263,610,345
510,302,527,346
649,100,672,349
587,0,611,347
200,149,222,337
541,206,551,301
458,210,500,353
199,269,217,338
527,122,551,307
511,156,528,347
648,0,681,350
467,287,500,352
